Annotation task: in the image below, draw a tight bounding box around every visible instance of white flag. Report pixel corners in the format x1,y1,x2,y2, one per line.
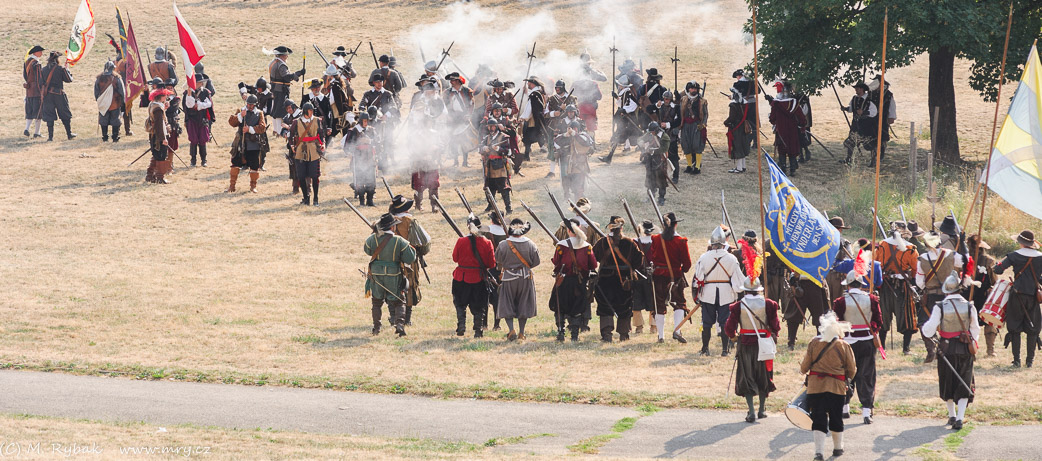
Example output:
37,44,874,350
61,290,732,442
65,0,96,66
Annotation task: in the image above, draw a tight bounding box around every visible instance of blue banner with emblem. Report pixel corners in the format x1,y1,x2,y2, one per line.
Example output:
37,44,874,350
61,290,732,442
763,153,841,287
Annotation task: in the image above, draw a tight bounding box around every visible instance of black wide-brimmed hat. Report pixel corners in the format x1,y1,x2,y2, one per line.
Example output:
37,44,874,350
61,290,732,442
389,194,414,214
273,46,292,55
854,82,869,91
936,215,958,236
646,68,661,78
28,45,44,55
1014,230,1040,249
508,218,531,236
371,73,385,82
906,220,926,237
377,213,399,231
333,46,348,57
308,78,322,89
829,217,851,230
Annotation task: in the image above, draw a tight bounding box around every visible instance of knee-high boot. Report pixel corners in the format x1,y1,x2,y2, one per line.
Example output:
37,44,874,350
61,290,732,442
599,315,615,342
700,328,712,354
617,314,631,341
786,321,799,349
47,122,55,141
312,178,319,205
249,171,259,193
985,327,998,357
454,305,467,336
1027,334,1039,367
101,125,109,142
190,144,198,166
414,190,424,212
63,120,76,139
227,167,240,192
199,144,207,166
145,159,157,183
502,189,512,213
922,331,936,363
300,178,311,205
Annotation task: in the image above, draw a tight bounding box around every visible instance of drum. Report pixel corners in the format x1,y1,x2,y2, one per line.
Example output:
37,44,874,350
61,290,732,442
785,387,813,430
981,279,1011,327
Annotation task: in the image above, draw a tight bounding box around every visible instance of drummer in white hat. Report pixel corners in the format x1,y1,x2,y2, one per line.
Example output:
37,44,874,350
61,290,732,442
724,275,780,423
799,312,857,461
921,271,980,430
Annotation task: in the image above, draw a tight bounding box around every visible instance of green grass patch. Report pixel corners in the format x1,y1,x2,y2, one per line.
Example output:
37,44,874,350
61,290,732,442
291,334,326,345
943,423,973,451
567,433,620,454
483,433,555,447
637,403,662,416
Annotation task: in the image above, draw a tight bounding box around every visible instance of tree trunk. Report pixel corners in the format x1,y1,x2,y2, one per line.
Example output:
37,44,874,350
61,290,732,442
928,47,960,163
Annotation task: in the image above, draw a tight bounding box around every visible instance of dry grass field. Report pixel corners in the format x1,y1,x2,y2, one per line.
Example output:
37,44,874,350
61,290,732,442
1,0,1040,438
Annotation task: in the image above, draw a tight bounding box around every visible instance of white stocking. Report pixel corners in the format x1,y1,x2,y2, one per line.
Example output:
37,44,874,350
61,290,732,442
25,119,32,131
673,310,685,334
956,398,968,421
33,119,42,135
655,314,666,340
831,431,844,450
549,160,557,174
946,400,956,418
813,431,826,455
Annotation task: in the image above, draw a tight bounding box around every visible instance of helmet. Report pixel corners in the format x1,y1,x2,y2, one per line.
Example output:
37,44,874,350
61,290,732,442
661,91,673,100
155,46,166,61
564,104,577,113
245,94,258,105
103,60,115,73
194,62,204,74
378,54,389,63
358,111,370,121
555,79,566,89
569,120,583,130
424,60,437,73
616,75,630,86
486,118,499,126
685,81,699,91
710,226,729,245
255,77,268,90
647,121,660,131
302,102,315,112
149,77,163,87
491,102,504,110
283,99,296,108
388,56,397,67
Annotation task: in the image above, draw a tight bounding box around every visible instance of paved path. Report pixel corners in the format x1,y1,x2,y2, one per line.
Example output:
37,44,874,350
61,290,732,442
0,371,1037,459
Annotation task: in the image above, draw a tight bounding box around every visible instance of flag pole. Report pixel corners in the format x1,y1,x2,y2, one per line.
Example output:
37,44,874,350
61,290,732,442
870,8,889,296
969,2,1015,302
752,0,767,296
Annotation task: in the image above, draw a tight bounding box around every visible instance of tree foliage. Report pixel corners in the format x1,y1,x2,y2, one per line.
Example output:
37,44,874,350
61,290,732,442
746,0,1042,100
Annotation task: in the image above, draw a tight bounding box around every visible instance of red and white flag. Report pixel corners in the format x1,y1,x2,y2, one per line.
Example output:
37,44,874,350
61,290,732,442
174,2,205,89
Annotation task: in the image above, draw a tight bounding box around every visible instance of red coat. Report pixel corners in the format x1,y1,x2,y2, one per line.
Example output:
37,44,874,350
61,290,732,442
551,242,597,275
452,235,496,283
832,292,883,337
768,97,807,157
724,297,782,345
649,234,691,278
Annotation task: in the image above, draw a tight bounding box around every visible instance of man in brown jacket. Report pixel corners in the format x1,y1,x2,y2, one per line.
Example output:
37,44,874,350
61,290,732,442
801,312,857,461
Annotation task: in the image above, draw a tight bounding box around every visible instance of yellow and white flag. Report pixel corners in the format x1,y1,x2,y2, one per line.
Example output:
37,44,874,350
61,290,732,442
65,0,96,67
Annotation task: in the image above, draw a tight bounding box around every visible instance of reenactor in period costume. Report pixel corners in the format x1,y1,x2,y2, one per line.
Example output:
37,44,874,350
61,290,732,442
801,312,857,461
825,217,852,297
785,272,830,350
23,45,45,138
480,211,507,331
964,235,1000,356
723,90,752,173
550,219,598,342
410,96,445,212
227,94,268,193
916,232,958,363
547,105,585,178
554,120,594,202
639,123,671,206
183,82,214,167
636,68,667,128
592,217,645,342
40,51,76,141
795,87,814,162
389,195,432,326
481,118,513,213
148,47,177,85
679,81,708,174
519,77,547,167
650,213,693,343
94,61,125,142
656,91,682,183
365,213,418,337
484,79,517,120
289,103,325,206
553,198,601,245
452,214,497,338
468,65,494,131
841,82,877,165
573,52,606,140
277,99,300,193
725,276,780,423
832,271,883,424
301,79,332,146
868,75,896,165
144,89,173,184
694,226,744,354
346,112,377,206
731,69,758,154
360,73,398,171
921,272,980,430
631,220,658,334
766,80,807,176
443,72,474,166
368,55,405,105
874,227,921,354
545,80,576,152
616,59,643,92
496,218,541,341
158,78,182,154
606,74,640,157
833,239,883,292
268,46,305,136
993,230,1042,368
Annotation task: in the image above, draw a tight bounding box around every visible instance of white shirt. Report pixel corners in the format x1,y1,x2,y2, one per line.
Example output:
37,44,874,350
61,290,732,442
921,294,980,342
185,94,212,110
693,248,743,305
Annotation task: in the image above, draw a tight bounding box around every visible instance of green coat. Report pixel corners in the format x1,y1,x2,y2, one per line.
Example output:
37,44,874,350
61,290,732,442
364,232,418,301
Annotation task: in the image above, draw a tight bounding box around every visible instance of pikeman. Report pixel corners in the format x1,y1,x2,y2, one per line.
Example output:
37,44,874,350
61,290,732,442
657,91,682,184
573,51,606,141
693,226,743,354
874,225,921,354
547,105,585,179
725,275,780,423
484,79,517,120
801,312,858,461
94,61,125,142
611,74,640,154
451,214,497,338
40,51,76,141
592,216,644,342
227,94,268,193
636,68,667,128
301,79,333,146
650,212,693,344
680,81,708,175
410,97,445,212
921,271,980,430
832,270,883,424
443,72,474,167
346,112,377,206
148,47,177,84
23,45,44,138
639,123,671,206
916,232,957,363
268,46,305,137
545,81,576,177
389,195,432,326
554,120,594,202
550,218,598,342
496,218,541,341
731,69,757,153
183,79,214,167
420,61,443,93
840,81,877,165
631,220,658,334
289,102,325,206
964,235,1000,356
724,90,752,173
867,75,896,166
519,77,547,169
993,230,1042,368
480,118,513,214
365,213,418,337
144,89,173,184
766,79,807,176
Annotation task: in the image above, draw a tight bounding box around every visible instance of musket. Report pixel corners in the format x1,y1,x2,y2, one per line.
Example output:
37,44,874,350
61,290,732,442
313,44,330,67
620,198,641,240
547,188,578,334
168,147,189,168
870,207,887,237
455,187,474,214
301,51,307,102
418,43,427,64
831,83,852,131
642,137,680,192
568,199,607,240
520,199,557,245
345,41,363,66
368,42,379,69
610,36,617,137
586,175,609,195
431,196,463,236
434,41,455,73
342,197,377,232
484,187,506,230
929,337,975,396
546,188,571,231
720,190,741,249
647,188,665,229
949,207,962,234
899,205,908,224
808,131,838,159
381,176,394,198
